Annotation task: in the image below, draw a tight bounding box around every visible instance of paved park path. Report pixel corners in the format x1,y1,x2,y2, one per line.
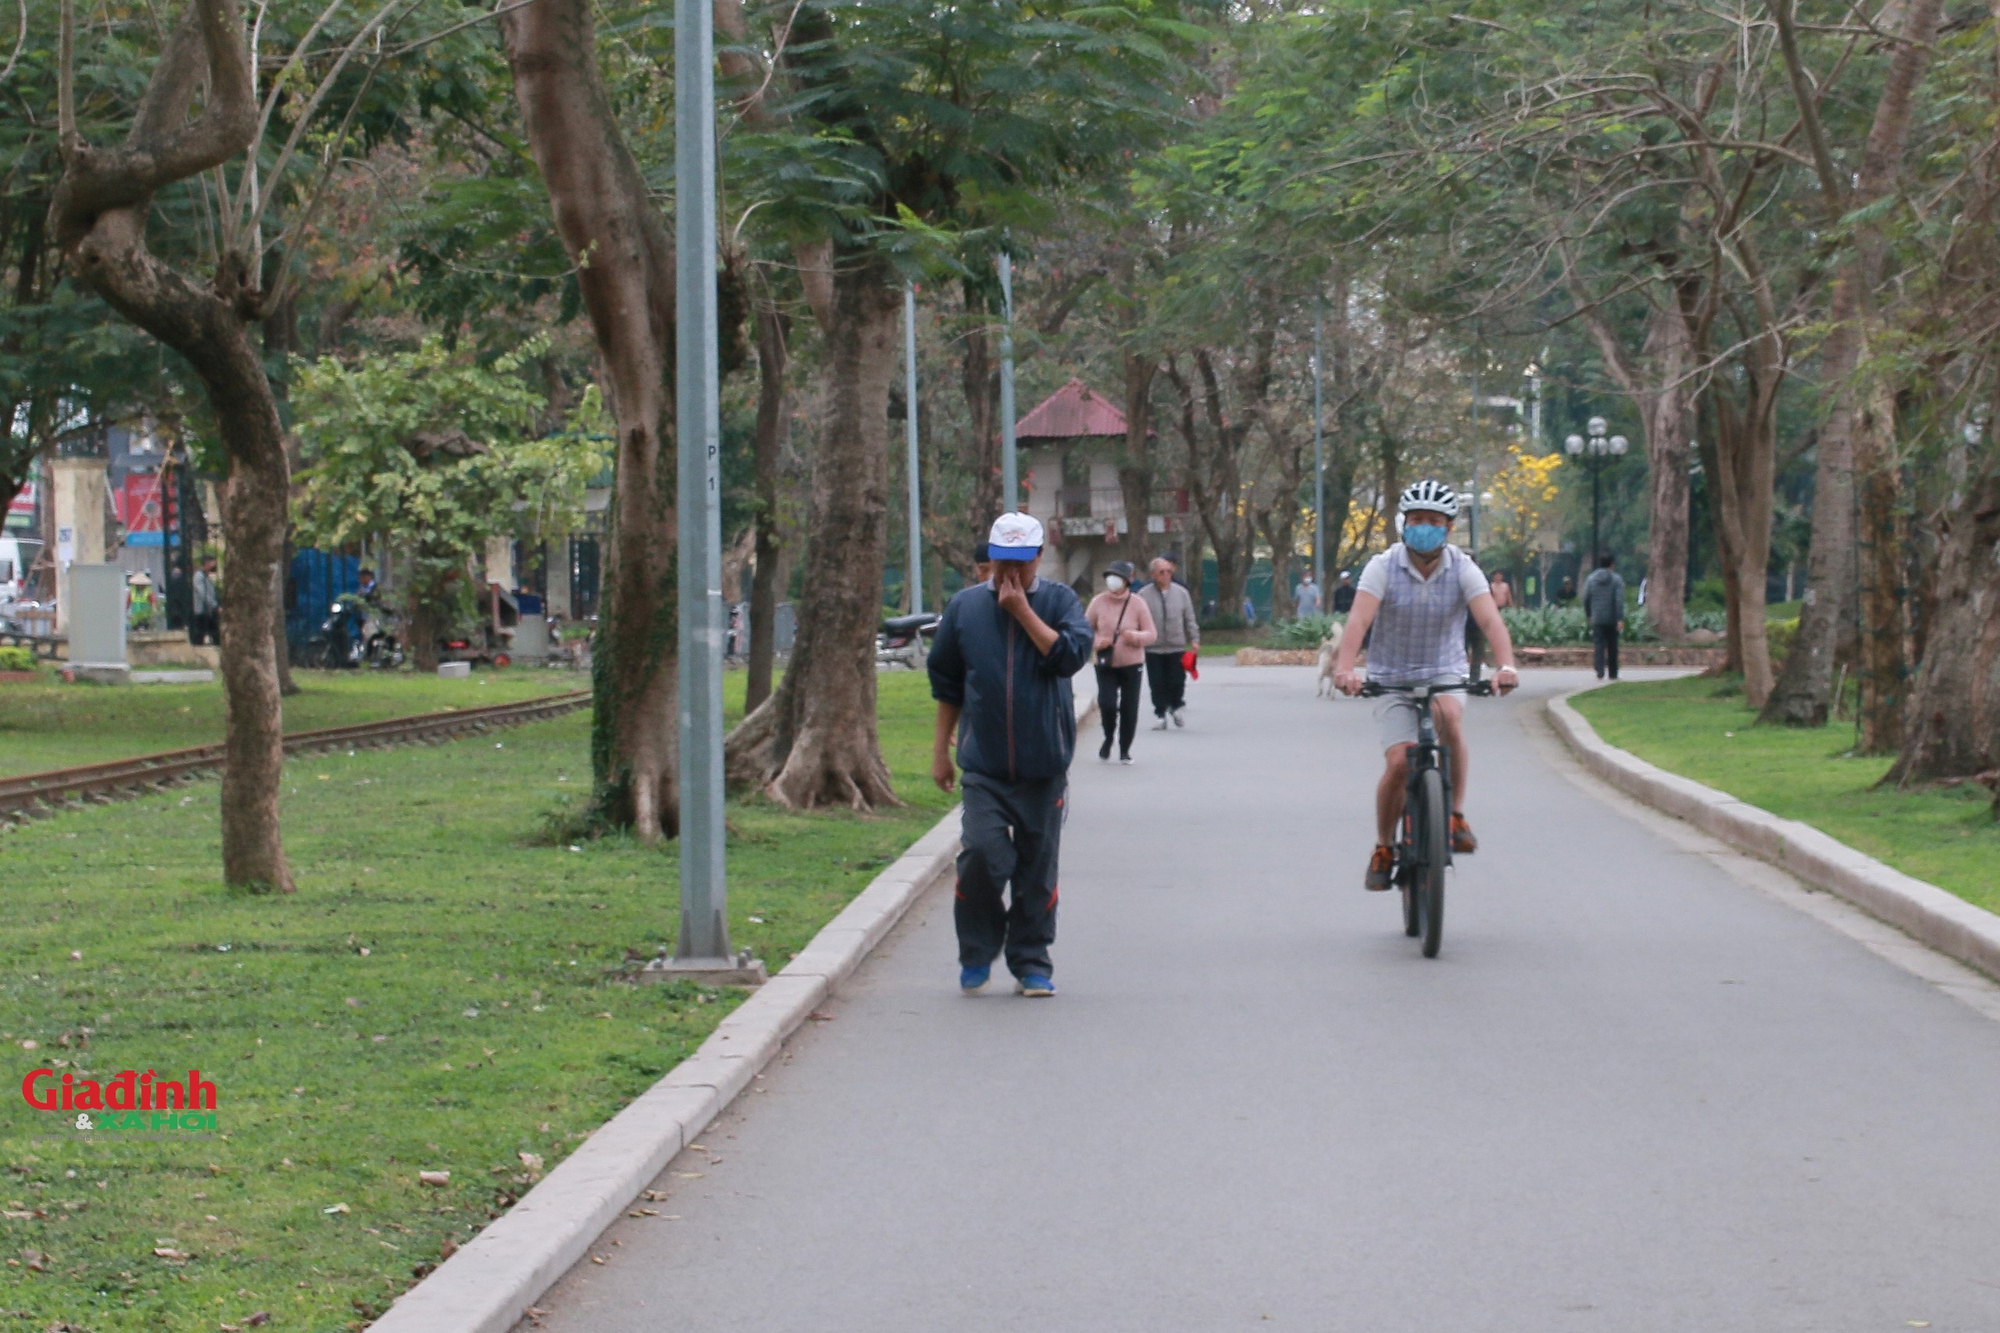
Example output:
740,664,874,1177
521,666,2000,1333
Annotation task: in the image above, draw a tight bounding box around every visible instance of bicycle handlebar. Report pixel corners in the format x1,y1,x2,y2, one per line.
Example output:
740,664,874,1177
1358,679,1496,699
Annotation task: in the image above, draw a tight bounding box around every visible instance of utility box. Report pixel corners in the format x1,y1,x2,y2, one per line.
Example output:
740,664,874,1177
66,563,130,684
511,613,549,663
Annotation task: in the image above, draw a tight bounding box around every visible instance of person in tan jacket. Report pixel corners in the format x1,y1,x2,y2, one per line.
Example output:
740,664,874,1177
1086,560,1157,763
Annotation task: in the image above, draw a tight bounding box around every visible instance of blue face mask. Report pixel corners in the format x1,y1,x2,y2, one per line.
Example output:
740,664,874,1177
1403,521,1448,554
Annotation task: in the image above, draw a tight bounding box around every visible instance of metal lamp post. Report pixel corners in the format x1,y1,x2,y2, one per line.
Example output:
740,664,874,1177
904,283,923,613
1563,415,1628,564
649,0,762,986
998,253,1017,512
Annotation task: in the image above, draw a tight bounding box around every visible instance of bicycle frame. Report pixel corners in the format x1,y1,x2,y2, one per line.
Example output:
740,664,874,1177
1362,680,1490,854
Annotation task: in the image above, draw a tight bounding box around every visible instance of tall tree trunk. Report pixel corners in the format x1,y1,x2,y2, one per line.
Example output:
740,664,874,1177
503,0,679,840
1854,374,1908,751
727,255,900,809
1884,459,2000,788
51,0,291,892
958,284,1003,570
1710,388,1777,704
1761,0,1944,725
271,561,298,697
1639,306,1694,640
1569,278,1695,640
745,296,790,716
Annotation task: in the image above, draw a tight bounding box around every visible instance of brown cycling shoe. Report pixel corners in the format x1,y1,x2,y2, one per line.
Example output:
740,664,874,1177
1365,844,1395,891
1451,813,1478,854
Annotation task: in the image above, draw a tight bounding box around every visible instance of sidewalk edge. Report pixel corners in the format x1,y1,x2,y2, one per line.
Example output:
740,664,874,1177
1547,690,2000,984
364,811,963,1333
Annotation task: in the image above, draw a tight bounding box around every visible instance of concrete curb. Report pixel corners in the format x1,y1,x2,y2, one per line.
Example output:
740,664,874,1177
1548,690,2000,984
369,693,1096,1333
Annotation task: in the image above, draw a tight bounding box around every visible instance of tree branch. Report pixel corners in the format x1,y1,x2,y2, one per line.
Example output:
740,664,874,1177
52,0,257,245
1769,0,1847,214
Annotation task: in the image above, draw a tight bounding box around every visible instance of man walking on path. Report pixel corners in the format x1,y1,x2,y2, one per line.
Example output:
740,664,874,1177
1087,560,1156,764
189,556,220,646
928,513,1093,998
1581,554,1625,681
1137,555,1199,729
1332,570,1356,614
1293,572,1322,618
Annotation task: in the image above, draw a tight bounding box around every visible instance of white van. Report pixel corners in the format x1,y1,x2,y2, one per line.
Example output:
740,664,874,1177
0,535,45,605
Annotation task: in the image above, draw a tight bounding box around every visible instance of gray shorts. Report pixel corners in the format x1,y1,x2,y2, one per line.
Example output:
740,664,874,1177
1372,687,1462,752
1373,694,1424,751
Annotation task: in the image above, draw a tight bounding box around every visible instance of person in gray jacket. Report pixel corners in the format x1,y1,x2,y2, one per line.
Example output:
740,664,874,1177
1136,554,1200,728
1581,553,1626,680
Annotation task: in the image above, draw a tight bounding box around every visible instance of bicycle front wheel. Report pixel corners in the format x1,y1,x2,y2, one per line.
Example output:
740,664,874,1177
1418,767,1448,958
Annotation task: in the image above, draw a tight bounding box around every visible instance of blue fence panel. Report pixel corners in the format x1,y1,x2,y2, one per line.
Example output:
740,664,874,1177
286,550,360,646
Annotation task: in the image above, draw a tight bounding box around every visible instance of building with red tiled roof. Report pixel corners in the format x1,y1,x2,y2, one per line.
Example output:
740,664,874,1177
1014,379,1190,591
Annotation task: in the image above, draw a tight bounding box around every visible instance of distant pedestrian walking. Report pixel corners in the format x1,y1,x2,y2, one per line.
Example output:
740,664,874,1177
1489,570,1514,610
928,513,1093,998
1087,560,1157,764
1582,554,1625,680
1293,571,1322,618
189,556,220,646
1137,554,1200,729
1332,570,1357,614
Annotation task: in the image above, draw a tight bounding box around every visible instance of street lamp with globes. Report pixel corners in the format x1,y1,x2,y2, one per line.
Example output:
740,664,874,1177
1564,415,1628,563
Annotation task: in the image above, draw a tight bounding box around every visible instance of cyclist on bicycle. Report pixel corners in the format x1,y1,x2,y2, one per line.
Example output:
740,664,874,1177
1334,480,1519,891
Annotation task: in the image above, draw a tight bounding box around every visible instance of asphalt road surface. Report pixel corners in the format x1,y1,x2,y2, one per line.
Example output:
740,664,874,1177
520,665,2000,1333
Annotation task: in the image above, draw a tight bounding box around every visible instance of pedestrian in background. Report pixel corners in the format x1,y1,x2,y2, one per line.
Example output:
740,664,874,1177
1294,571,1322,618
1490,570,1514,610
189,556,220,646
928,512,1093,998
1137,554,1199,729
1582,554,1625,680
1332,570,1357,614
1087,559,1156,764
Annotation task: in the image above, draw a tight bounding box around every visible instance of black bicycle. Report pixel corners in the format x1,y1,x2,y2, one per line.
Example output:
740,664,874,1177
1360,678,1493,958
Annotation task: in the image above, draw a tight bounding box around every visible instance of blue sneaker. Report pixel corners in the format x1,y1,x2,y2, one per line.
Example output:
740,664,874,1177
1015,974,1056,997
959,965,991,993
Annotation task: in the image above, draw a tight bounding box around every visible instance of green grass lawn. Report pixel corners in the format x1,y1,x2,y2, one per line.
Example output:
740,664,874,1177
0,671,951,1331
0,669,587,776
1572,675,2000,914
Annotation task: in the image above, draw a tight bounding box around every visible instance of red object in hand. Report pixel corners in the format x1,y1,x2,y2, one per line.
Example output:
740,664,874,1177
1182,648,1199,680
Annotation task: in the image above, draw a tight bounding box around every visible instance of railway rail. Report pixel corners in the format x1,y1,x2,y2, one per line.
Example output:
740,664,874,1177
0,689,590,824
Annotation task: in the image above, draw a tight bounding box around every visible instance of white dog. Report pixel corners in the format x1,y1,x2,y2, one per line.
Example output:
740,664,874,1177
1315,618,1346,697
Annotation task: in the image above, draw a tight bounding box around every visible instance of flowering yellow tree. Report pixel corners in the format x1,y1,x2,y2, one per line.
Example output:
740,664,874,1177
1484,446,1564,556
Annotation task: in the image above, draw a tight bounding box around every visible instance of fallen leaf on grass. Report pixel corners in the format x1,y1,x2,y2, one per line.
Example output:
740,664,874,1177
323,1203,349,1215
517,1152,543,1173
589,1254,607,1265
2,1210,36,1220
245,1316,270,1328
418,1171,450,1187
152,1246,189,1261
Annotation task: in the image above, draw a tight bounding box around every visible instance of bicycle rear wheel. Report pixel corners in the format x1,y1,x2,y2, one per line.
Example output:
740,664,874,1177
1418,768,1448,958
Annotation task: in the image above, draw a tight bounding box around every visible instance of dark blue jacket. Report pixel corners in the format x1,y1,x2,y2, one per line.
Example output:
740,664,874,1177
928,577,1093,783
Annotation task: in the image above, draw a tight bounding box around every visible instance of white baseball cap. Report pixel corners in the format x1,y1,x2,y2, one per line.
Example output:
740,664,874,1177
986,511,1045,562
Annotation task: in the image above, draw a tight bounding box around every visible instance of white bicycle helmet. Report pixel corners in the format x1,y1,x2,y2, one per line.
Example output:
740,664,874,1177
1397,479,1460,518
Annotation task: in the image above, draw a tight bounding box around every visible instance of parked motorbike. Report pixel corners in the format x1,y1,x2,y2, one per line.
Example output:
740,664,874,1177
875,612,939,670
305,594,403,669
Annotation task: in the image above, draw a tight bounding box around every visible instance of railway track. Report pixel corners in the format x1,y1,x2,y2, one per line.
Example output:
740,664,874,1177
0,689,590,824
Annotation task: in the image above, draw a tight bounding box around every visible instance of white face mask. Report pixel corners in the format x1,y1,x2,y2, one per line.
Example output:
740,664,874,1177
1104,575,1127,592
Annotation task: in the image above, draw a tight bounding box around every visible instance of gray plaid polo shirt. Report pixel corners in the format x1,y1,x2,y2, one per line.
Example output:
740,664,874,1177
1356,544,1491,686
